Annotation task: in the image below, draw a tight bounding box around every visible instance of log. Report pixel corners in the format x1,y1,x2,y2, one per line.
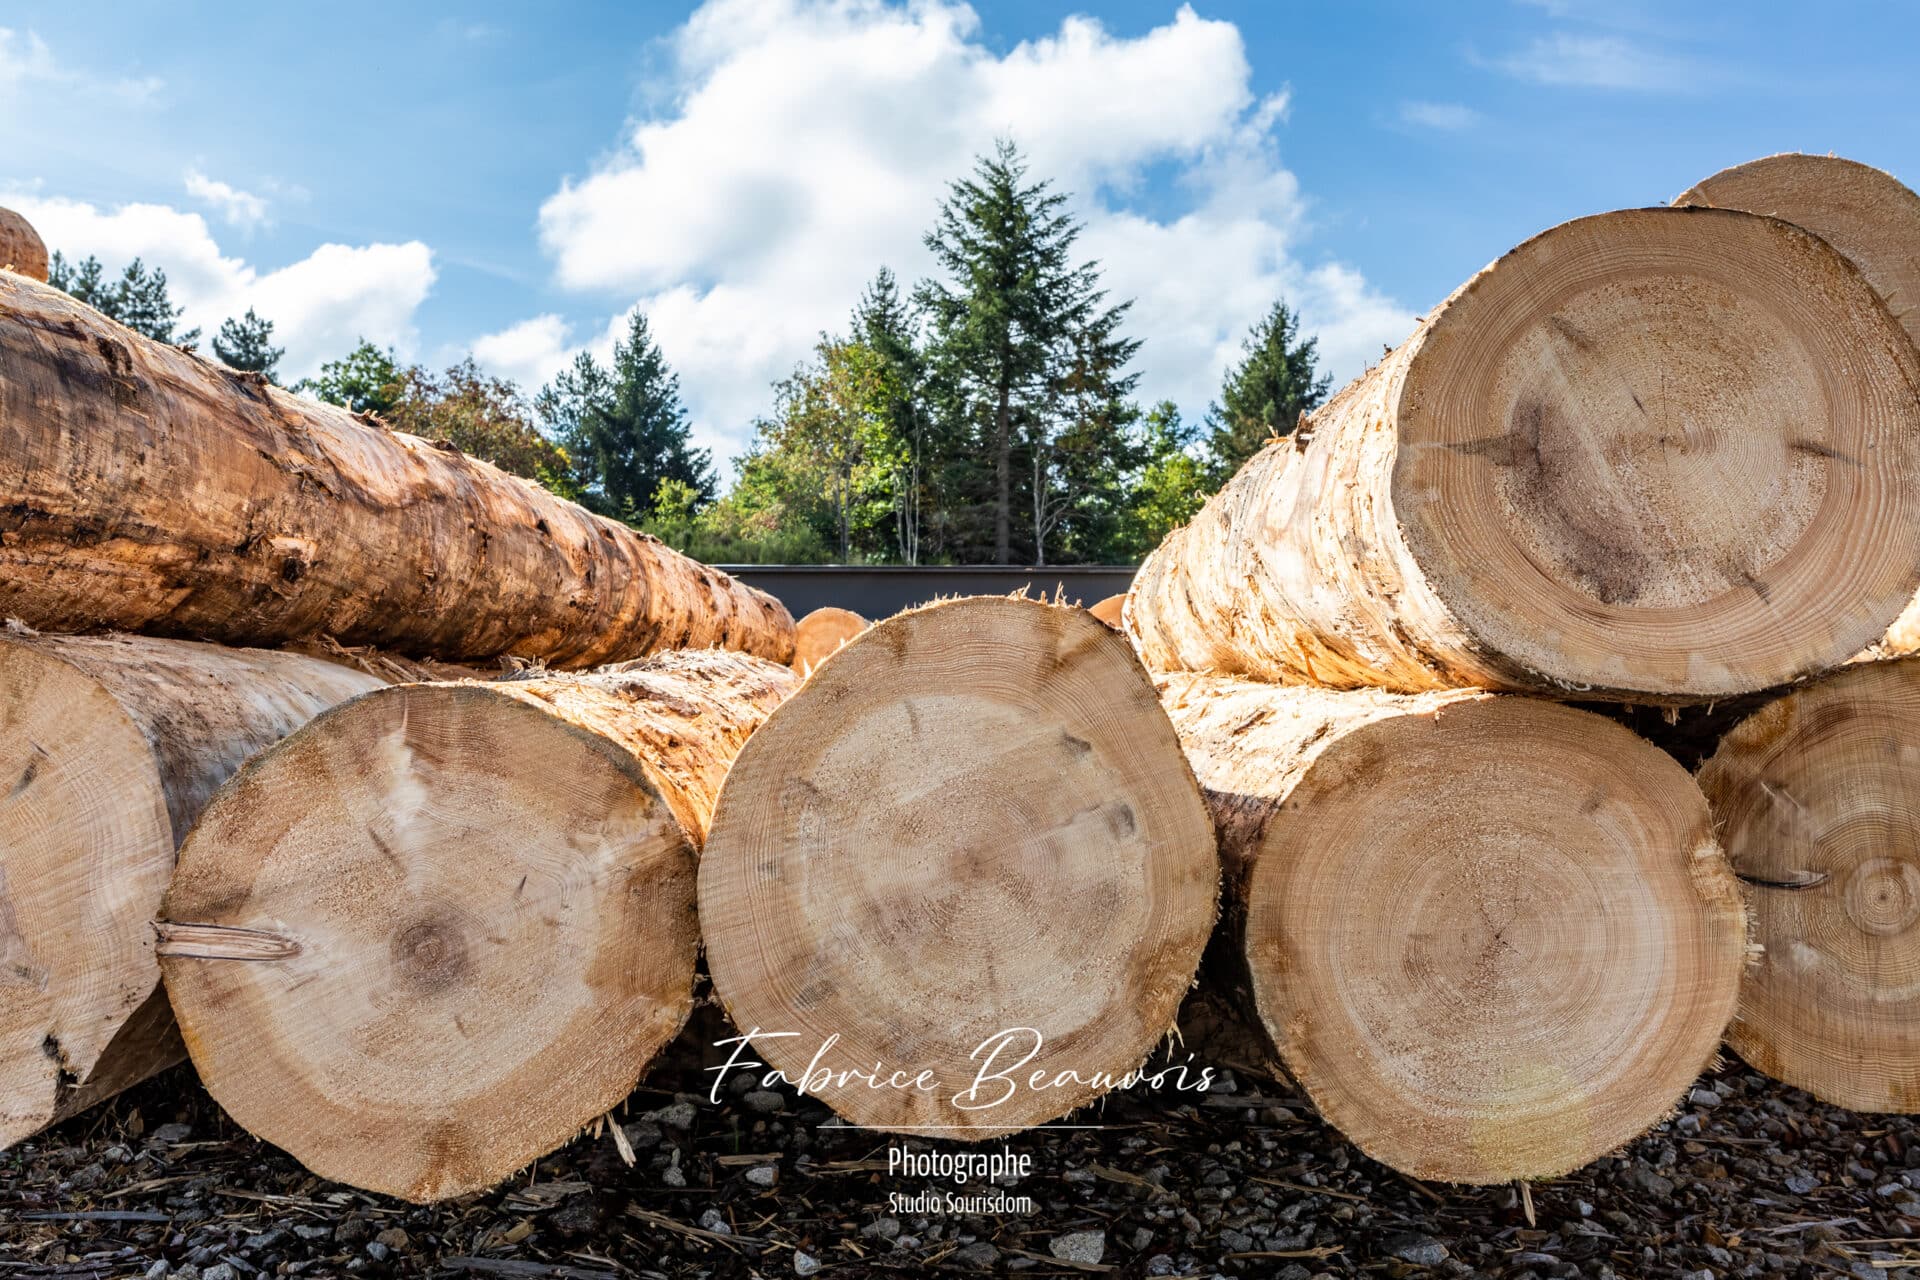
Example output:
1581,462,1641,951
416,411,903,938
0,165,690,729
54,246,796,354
0,208,48,282
1160,672,1748,1181
1674,155,1920,661
0,632,383,1150
1696,658,1920,1111
699,596,1219,1136
157,649,799,1201
1127,207,1920,702
791,606,866,671
0,271,794,669
1087,593,1126,629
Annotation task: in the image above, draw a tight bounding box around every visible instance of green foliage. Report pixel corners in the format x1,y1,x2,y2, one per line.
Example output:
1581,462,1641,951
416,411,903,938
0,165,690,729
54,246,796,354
212,308,285,382
915,139,1144,565
1203,300,1331,485
298,339,405,416
536,312,714,519
1115,401,1207,556
386,358,573,493
47,251,201,346
640,474,832,565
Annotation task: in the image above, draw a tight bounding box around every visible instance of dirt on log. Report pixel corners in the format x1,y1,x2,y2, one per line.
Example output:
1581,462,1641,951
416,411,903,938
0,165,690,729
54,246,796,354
0,632,383,1152
1127,206,1920,703
1159,672,1749,1182
699,596,1220,1137
0,272,794,669
156,649,798,1203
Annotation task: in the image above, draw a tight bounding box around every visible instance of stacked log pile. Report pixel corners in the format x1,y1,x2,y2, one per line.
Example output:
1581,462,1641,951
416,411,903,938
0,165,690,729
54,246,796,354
0,210,797,1182
1126,160,1920,1179
12,151,1920,1203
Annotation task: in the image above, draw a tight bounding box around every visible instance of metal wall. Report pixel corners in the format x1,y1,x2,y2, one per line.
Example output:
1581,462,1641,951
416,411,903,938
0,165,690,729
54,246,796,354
719,565,1138,620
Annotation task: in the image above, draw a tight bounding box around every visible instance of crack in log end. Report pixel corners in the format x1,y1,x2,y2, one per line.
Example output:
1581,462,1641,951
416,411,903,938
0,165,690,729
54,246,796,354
42,1033,77,1100
1735,870,1833,892
1789,438,1862,467
8,759,35,799
152,920,301,962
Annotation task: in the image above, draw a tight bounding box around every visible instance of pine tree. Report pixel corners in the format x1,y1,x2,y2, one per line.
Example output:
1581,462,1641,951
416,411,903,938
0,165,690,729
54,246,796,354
917,139,1140,565
536,312,714,519
853,268,927,563
1203,300,1331,485
212,308,285,382
47,252,200,347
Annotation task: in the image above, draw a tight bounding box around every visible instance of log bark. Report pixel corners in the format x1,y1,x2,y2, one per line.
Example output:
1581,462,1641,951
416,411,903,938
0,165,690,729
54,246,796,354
157,649,799,1202
1696,658,1920,1112
791,606,867,672
1159,672,1748,1182
1127,207,1920,703
1674,155,1920,661
0,208,47,282
0,632,383,1150
698,596,1219,1136
0,272,794,668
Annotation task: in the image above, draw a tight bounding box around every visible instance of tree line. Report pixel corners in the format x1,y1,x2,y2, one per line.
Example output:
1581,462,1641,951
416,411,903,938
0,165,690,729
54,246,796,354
43,140,1332,565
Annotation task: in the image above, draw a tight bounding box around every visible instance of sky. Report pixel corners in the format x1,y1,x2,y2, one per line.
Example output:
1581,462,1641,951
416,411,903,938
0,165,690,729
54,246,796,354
3,0,1917,470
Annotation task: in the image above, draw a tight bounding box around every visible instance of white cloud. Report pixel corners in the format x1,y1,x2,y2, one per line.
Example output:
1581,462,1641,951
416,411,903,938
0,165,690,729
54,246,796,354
488,0,1412,463
184,170,270,230
7,195,435,378
1494,33,1692,90
1399,100,1481,130
0,26,162,104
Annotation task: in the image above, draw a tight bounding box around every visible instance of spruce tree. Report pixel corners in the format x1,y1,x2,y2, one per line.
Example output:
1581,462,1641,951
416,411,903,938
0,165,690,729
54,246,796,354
917,139,1139,564
1203,300,1331,485
536,312,714,519
853,268,927,563
212,308,285,382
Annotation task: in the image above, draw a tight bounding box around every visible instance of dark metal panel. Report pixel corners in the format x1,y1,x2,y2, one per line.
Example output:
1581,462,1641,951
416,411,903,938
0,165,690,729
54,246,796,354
717,565,1138,620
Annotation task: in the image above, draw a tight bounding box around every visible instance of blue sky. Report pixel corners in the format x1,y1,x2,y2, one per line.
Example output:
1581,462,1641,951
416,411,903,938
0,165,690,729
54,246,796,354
4,1,1917,467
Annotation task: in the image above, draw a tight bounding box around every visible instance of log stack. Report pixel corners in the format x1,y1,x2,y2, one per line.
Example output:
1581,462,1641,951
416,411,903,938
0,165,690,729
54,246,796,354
1126,169,1920,1178
0,205,800,1177
158,650,797,1202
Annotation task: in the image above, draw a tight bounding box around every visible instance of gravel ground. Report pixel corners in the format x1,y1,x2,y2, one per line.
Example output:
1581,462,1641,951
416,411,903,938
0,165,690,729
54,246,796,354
4,1038,1917,1280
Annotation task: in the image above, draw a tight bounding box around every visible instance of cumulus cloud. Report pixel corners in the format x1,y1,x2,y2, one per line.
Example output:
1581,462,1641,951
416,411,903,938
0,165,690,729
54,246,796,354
1399,100,1481,130
486,0,1413,463
184,170,270,230
8,194,435,378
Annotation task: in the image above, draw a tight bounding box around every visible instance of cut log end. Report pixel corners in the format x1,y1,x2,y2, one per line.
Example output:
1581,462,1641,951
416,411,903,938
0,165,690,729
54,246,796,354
1397,206,1920,698
0,643,172,1148
1167,678,1746,1182
0,207,48,283
0,633,380,1150
1700,659,1920,1112
158,682,704,1202
792,606,868,672
699,596,1219,1136
1087,594,1126,629
1677,153,1920,350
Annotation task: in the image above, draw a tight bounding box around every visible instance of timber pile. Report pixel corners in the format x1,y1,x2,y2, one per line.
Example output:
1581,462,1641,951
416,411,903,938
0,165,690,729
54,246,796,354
158,650,796,1202
1126,155,1920,1178
699,596,1219,1136
0,632,383,1149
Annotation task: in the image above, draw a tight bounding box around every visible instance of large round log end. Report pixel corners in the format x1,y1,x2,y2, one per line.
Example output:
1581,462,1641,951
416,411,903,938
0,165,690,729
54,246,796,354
159,682,703,1202
1701,658,1920,1112
1395,206,1920,699
700,596,1220,1136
